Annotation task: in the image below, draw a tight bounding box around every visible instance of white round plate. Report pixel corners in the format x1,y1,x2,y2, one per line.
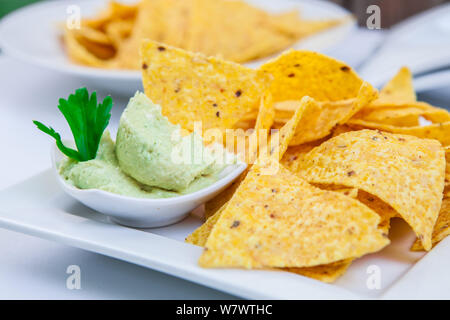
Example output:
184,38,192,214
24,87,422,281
0,0,355,95
51,142,247,228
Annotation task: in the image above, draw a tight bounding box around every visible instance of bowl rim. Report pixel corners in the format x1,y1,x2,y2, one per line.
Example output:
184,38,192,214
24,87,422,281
51,142,247,205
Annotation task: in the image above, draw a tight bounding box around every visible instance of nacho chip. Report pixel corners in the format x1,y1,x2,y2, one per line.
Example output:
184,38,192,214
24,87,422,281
186,0,294,63
140,39,272,133
285,259,353,283
269,9,345,39
189,201,353,283
347,119,450,146
288,82,378,146
260,50,363,102
280,138,327,173
63,28,109,67
199,162,389,268
313,184,359,199
331,124,356,137
83,1,138,30
269,96,318,161
274,99,355,122
376,67,416,104
186,203,225,246
297,129,445,250
357,190,398,234
72,26,112,45
411,196,450,251
204,94,309,220
352,101,450,127
105,19,134,48
204,92,275,219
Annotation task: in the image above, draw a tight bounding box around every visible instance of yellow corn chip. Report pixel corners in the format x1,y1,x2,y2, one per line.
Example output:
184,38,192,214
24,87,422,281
260,50,363,102
204,93,310,220
297,129,445,250
357,190,398,234
411,197,450,251
189,201,353,283
199,162,389,268
140,39,272,133
72,26,112,45
376,67,416,104
347,119,450,146
113,0,169,69
270,9,345,39
274,98,355,122
280,138,327,172
186,0,294,63
63,28,109,67
105,19,134,48
331,124,356,137
352,101,450,127
204,92,275,219
186,204,225,247
288,82,378,146
268,96,318,161
314,184,359,199
83,1,137,30
285,259,353,283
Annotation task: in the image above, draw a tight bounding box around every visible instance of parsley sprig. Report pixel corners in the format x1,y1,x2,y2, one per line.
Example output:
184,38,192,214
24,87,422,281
33,88,113,162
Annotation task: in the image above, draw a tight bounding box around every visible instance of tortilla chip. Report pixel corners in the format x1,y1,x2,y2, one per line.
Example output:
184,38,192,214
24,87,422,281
352,101,450,127
105,19,134,48
280,138,328,172
268,96,318,161
63,28,109,67
199,162,389,268
376,67,416,104
72,26,112,45
285,259,353,283
140,39,272,133
357,190,398,234
204,93,311,220
288,82,378,146
186,204,225,246
270,9,345,39
189,201,353,283
83,1,138,30
186,0,294,63
411,197,450,251
297,129,445,250
313,184,359,199
331,124,356,137
260,50,363,102
204,93,275,219
347,119,450,146
274,99,355,122
112,0,169,69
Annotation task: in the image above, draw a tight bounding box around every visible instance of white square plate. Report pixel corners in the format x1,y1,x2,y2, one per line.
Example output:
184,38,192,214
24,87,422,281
1,169,450,299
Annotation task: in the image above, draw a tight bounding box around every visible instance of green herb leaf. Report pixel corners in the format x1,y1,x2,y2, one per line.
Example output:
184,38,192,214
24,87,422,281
33,88,113,162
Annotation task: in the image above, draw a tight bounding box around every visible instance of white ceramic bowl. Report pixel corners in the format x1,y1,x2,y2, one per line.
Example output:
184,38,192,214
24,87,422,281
51,143,247,228
0,0,355,95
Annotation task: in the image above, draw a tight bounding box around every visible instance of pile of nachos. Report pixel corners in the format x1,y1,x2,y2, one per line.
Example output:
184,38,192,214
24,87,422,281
139,39,450,283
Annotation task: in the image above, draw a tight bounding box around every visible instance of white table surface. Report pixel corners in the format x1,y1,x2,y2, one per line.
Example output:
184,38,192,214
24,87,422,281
0,26,449,299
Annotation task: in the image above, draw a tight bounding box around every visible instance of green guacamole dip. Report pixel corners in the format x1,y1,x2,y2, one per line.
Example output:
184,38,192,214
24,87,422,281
59,92,232,198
